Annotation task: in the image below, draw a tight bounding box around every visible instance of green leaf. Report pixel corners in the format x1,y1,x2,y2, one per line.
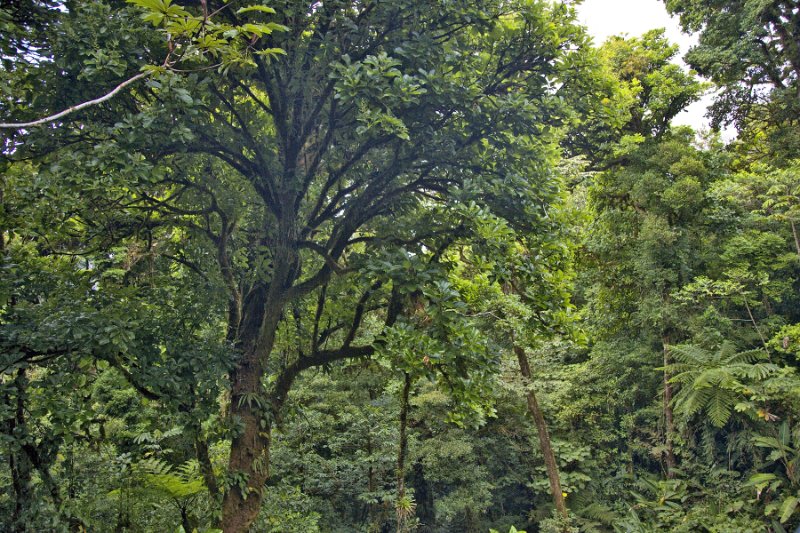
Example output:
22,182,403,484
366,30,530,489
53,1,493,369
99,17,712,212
745,472,779,490
236,5,276,15
780,496,799,523
127,0,166,12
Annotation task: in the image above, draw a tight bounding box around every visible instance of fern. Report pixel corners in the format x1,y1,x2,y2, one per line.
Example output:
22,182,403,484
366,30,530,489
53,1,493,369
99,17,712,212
579,502,619,525
130,457,205,499
665,342,778,427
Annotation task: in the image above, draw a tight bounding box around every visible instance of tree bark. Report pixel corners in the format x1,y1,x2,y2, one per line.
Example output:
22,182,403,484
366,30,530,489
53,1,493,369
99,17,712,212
195,436,219,499
220,318,279,533
743,298,769,353
221,218,300,532
513,345,568,519
411,462,435,532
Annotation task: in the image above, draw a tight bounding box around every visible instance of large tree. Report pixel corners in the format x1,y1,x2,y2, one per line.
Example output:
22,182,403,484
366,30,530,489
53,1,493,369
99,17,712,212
2,0,592,530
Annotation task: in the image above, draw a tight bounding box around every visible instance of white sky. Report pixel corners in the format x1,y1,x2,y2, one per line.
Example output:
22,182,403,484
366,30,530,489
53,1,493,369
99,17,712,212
575,0,724,137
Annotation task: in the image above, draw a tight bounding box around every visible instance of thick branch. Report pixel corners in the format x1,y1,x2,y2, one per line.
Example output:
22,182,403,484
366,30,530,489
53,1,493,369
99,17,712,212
271,344,375,415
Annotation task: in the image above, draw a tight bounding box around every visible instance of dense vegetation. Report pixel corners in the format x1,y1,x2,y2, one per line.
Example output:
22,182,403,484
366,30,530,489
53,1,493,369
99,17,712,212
1,1,799,532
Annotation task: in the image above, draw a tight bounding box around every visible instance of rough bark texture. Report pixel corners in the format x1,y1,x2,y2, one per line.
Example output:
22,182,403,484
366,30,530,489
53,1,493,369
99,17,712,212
513,345,568,519
220,220,300,532
221,306,281,532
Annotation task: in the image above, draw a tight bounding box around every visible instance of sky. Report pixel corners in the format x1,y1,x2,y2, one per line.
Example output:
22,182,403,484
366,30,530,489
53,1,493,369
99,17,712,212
574,0,721,136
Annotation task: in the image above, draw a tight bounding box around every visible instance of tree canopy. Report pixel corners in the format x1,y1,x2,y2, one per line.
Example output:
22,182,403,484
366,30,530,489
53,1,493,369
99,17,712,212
2,1,800,532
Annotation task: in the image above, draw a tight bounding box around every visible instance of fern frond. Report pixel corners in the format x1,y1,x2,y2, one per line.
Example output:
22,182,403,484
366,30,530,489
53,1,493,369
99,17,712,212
580,503,619,525
717,341,738,362
726,348,767,365
668,344,711,364
707,391,736,427
732,362,780,380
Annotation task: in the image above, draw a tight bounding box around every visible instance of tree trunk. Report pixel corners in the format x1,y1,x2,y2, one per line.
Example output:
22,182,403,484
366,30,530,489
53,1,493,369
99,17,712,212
662,341,677,479
791,219,800,261
220,294,284,531
221,226,299,532
180,504,194,533
220,337,276,532
513,345,568,519
742,299,769,353
7,369,34,532
366,432,379,531
396,372,413,533
195,436,219,499
411,462,435,532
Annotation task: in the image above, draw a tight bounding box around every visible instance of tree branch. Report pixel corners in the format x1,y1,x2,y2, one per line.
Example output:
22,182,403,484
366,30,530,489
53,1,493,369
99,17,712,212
0,72,150,129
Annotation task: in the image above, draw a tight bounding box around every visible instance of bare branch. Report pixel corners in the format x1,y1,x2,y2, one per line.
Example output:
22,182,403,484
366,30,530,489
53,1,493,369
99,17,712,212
0,72,150,130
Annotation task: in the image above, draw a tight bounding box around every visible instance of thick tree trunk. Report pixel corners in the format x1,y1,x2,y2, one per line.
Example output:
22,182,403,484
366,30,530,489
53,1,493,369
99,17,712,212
513,345,568,519
662,341,677,479
221,227,299,532
221,333,276,532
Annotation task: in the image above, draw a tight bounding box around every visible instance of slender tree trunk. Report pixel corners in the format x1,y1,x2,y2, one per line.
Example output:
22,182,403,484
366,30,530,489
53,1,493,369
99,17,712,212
195,436,219,499
9,451,33,533
743,298,769,353
180,504,193,533
396,372,413,532
7,372,33,533
662,342,677,479
464,507,479,533
411,462,435,532
366,432,377,530
513,345,568,519
791,219,800,261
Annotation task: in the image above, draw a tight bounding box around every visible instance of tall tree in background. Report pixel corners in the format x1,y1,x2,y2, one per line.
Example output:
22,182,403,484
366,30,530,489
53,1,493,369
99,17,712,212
574,31,708,479
664,0,800,158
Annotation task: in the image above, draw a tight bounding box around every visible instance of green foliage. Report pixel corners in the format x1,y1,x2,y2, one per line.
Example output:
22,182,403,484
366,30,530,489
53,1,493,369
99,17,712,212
489,526,526,533
3,1,800,532
666,343,782,427
126,0,287,73
747,421,800,525
600,29,706,138
665,0,800,156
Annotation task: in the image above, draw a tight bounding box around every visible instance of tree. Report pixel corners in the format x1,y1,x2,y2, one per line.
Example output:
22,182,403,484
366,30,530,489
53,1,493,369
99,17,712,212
664,0,800,158
600,29,705,140
573,31,708,479
666,343,781,428
2,0,593,530
564,29,706,167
